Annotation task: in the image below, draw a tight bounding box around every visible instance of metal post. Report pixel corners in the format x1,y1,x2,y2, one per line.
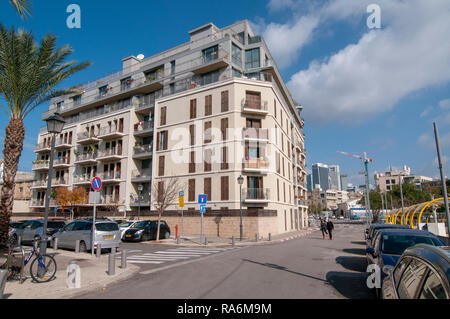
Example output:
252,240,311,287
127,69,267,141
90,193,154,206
0,269,7,299
204,237,208,246
121,249,127,269
232,235,235,247
41,133,56,256
53,238,58,250
380,192,384,221
239,184,243,241
92,191,97,256
269,233,272,241
181,207,184,239
255,234,259,242
138,191,141,221
399,174,405,223
108,249,115,276
75,240,80,253
96,243,101,258
384,192,388,216
364,157,371,226
433,122,450,237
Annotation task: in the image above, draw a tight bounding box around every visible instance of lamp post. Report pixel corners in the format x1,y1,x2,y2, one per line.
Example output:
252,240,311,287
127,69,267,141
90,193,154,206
399,173,405,224
137,184,143,221
41,113,65,256
237,175,244,241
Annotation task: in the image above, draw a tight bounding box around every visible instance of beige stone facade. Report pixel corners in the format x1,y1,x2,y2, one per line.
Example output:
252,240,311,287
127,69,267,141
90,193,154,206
31,20,308,236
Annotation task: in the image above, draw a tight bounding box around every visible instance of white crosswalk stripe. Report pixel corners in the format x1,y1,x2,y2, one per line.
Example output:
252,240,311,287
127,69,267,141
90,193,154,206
117,247,238,264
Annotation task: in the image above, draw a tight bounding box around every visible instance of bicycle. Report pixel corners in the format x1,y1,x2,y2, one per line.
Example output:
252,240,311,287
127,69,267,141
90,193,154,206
7,238,57,283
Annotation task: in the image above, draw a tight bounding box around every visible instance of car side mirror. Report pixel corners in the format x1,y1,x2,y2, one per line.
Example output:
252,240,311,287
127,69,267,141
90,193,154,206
366,247,375,255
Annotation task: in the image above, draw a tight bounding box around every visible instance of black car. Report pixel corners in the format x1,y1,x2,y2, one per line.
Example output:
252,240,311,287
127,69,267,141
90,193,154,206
122,220,171,242
382,244,450,299
366,223,410,247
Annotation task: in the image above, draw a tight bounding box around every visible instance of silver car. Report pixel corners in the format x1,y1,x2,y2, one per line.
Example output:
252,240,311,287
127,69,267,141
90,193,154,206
52,219,121,252
15,219,67,243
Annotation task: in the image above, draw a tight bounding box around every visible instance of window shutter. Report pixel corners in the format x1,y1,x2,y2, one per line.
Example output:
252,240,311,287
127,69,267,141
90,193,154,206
221,146,228,170
274,99,277,119
205,95,212,116
221,118,228,141
156,132,161,151
277,179,280,201
204,178,211,201
160,106,167,126
221,176,229,200
190,99,197,119
221,91,229,112
158,181,164,203
204,121,211,143
190,125,195,146
163,131,168,150
189,179,195,202
189,151,195,173
158,155,165,176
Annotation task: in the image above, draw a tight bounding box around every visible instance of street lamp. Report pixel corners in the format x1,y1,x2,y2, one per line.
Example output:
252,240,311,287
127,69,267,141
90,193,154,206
41,113,65,256
237,175,244,241
137,184,144,221
399,174,405,224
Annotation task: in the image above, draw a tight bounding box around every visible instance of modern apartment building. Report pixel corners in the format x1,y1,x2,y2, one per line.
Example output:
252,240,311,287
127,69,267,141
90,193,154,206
328,165,341,191
374,165,411,192
31,20,308,236
311,163,330,191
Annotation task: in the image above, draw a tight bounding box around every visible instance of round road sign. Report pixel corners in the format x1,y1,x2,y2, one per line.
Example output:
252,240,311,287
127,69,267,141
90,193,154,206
91,177,102,191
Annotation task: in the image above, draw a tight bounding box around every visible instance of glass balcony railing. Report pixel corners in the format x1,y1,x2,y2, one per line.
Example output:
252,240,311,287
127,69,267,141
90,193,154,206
134,121,154,134
132,169,152,181
242,188,270,201
75,152,98,163
241,98,269,112
73,175,95,184
77,131,99,141
32,160,50,170
35,142,51,152
98,126,124,137
243,128,268,140
98,148,122,158
133,144,153,156
101,171,121,180
243,158,270,170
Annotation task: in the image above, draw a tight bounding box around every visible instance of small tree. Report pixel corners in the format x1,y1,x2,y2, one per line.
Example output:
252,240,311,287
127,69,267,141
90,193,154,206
152,177,183,241
55,187,88,219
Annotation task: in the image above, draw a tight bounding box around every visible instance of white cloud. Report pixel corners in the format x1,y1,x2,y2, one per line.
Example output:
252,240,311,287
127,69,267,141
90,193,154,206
418,132,450,149
267,0,296,12
439,98,450,110
258,0,450,124
420,106,433,118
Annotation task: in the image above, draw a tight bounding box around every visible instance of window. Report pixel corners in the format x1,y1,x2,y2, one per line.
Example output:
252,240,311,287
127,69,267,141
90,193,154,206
73,95,82,106
221,118,228,140
221,91,229,112
202,46,218,63
245,91,261,109
158,156,165,176
419,269,448,299
170,60,176,75
221,176,229,201
202,70,219,85
160,106,167,126
397,259,428,299
190,124,195,146
121,77,132,91
245,48,260,69
232,68,242,78
205,95,212,116
204,178,212,201
189,151,195,173
188,179,195,202
190,99,197,119
221,147,228,170
232,43,242,66
204,121,212,143
204,149,212,172
157,131,167,151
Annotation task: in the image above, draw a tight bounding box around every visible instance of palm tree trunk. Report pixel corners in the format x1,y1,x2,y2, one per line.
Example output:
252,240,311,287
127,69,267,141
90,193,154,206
0,118,25,248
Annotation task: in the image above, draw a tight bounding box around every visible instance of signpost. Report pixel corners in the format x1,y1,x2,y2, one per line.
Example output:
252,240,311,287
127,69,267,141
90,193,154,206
91,177,102,256
179,191,184,238
198,195,207,243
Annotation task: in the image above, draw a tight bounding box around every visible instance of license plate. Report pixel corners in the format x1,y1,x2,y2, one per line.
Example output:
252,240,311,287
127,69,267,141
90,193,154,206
125,234,132,238
104,235,114,240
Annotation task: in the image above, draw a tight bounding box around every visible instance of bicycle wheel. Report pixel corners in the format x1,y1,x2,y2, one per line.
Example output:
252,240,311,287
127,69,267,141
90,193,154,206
30,254,57,283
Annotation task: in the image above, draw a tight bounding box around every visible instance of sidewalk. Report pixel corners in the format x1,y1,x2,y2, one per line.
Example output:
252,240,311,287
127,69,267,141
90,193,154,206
2,247,140,299
143,227,320,247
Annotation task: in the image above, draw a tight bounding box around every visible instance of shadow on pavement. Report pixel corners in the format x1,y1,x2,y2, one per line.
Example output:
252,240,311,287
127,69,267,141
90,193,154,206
351,241,366,246
342,248,366,256
326,271,375,299
243,259,327,283
336,256,367,272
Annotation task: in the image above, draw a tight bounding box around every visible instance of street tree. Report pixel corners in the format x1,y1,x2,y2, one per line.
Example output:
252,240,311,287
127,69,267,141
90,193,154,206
54,187,88,219
0,26,91,247
151,177,183,241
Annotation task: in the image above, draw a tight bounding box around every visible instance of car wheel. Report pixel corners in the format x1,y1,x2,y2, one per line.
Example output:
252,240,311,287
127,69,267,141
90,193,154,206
79,241,87,253
164,231,170,239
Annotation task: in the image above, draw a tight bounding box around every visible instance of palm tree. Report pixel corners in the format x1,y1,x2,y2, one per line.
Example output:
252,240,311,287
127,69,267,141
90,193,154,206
0,25,91,247
8,0,32,19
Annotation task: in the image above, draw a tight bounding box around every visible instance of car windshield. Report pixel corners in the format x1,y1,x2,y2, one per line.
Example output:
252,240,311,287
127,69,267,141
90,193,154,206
9,222,23,228
48,222,65,228
120,222,135,228
133,221,152,228
381,235,444,255
95,223,119,231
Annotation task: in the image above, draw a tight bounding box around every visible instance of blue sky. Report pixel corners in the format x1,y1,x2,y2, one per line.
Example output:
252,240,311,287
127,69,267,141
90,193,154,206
0,0,449,186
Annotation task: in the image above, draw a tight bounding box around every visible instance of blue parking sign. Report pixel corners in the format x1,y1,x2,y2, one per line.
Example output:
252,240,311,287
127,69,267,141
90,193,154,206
200,204,206,213
198,194,207,204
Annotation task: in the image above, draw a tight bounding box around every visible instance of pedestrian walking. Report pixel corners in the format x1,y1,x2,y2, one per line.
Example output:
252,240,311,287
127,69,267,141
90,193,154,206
326,218,334,240
319,218,328,240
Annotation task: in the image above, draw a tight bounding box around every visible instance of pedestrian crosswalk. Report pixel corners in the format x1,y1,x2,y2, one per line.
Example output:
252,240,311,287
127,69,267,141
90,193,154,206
119,247,238,265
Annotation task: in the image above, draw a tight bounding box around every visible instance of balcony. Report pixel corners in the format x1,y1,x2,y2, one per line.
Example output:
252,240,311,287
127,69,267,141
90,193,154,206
133,144,153,160
52,178,69,187
30,180,48,190
30,199,57,208
243,157,270,174
53,156,71,169
131,169,152,183
243,128,269,142
134,121,154,137
130,194,151,207
98,195,123,206
298,199,308,207
73,174,95,185
242,188,270,203
176,49,230,75
135,98,156,114
77,131,100,144
241,99,269,115
98,126,125,140
101,171,121,183
34,142,51,153
97,148,123,161
32,160,49,171
55,138,72,150
74,152,98,165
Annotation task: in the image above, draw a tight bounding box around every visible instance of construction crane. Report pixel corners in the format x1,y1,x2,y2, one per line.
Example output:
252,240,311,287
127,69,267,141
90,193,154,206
337,151,374,226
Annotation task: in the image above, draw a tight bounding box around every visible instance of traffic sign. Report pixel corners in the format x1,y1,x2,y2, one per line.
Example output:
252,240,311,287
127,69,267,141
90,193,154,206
179,197,184,208
200,204,206,213
179,191,184,197
198,194,207,204
91,177,102,191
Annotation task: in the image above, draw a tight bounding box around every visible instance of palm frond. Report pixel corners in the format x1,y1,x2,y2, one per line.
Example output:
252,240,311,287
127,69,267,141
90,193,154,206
9,0,32,19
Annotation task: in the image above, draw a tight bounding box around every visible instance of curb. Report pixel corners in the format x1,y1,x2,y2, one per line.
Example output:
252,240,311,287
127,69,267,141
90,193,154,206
279,229,319,242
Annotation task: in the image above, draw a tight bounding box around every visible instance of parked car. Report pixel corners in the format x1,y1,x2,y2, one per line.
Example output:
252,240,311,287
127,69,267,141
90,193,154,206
366,229,445,298
351,215,360,220
8,221,24,241
52,219,121,252
366,223,410,246
118,220,139,239
382,244,450,299
14,219,66,244
122,220,171,242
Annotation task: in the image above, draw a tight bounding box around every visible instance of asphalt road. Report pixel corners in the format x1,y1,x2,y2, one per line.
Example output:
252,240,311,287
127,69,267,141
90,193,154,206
77,222,374,299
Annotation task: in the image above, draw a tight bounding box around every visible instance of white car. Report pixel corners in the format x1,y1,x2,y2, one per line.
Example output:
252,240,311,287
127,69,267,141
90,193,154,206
119,221,139,239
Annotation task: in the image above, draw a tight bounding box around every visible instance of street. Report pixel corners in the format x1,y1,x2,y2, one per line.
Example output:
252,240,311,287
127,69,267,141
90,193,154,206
77,222,374,299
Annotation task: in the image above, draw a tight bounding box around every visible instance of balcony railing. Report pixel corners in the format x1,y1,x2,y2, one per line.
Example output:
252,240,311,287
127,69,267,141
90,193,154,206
30,199,57,207
242,188,270,201
241,99,269,113
77,131,99,142
98,148,122,158
31,180,48,188
132,169,152,181
133,144,153,156
32,160,50,170
98,126,124,137
101,171,121,180
35,142,51,152
73,175,96,184
243,128,268,140
298,199,308,206
75,152,98,163
243,158,270,170
99,195,122,205
55,138,72,147
53,157,71,166
52,178,68,186
134,121,154,134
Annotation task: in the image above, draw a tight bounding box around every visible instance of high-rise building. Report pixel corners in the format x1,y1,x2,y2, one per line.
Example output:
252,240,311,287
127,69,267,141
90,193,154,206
312,163,330,191
340,174,349,191
31,20,308,236
329,165,341,190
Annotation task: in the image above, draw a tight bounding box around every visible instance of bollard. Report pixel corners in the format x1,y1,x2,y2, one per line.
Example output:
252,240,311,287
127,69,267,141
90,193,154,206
18,236,21,246
232,236,235,247
53,238,58,250
255,234,259,242
66,261,81,289
75,240,80,254
0,269,7,299
121,249,127,269
205,237,208,246
177,235,180,245
96,243,102,258
108,249,116,276
268,233,272,241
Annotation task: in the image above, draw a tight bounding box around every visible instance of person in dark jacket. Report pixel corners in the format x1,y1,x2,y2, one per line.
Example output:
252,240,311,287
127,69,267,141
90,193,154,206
319,218,328,240
326,219,334,240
